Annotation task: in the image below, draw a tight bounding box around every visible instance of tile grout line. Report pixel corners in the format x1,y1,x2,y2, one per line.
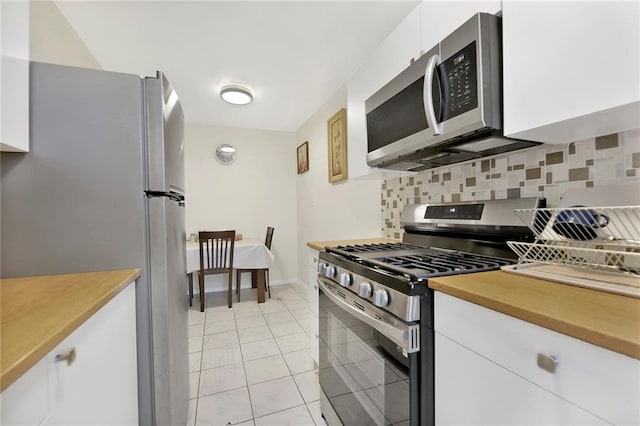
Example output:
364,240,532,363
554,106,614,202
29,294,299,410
236,291,262,424
277,287,320,425
193,284,315,425
193,306,206,426
252,402,318,425
283,285,322,426
253,289,288,422
253,287,313,424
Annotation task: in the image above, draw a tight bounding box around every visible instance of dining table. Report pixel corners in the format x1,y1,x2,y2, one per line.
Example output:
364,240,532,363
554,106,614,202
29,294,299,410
185,237,274,303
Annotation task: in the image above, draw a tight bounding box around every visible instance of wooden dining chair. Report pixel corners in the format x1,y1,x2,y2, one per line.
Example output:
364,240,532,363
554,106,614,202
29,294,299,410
236,226,274,300
193,230,236,311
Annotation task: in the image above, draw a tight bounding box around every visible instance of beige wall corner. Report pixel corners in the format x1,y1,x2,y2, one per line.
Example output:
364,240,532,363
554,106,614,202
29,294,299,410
29,0,100,69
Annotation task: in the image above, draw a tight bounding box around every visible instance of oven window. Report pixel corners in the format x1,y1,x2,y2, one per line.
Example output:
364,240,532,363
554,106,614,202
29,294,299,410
319,289,411,425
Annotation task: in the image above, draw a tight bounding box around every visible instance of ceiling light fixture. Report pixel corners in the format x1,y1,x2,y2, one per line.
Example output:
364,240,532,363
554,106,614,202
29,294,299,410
220,84,253,105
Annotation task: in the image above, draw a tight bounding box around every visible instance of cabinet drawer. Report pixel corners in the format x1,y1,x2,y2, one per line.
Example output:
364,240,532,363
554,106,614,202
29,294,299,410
435,292,640,425
435,333,606,425
308,248,318,269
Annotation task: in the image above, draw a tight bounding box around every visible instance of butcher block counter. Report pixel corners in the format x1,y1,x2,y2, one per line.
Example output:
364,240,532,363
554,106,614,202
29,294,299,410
429,270,640,360
307,237,399,252
0,269,140,391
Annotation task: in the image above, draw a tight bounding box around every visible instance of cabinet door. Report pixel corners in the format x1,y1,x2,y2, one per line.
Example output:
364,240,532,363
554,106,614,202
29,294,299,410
419,0,501,51
503,1,640,143
308,248,320,364
435,333,607,425
0,0,30,152
46,284,138,425
1,356,50,425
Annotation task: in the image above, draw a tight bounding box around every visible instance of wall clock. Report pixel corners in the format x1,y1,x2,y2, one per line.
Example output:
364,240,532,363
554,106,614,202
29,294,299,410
215,144,236,165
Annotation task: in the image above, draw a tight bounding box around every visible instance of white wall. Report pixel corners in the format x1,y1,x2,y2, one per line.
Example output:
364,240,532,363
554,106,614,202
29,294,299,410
184,123,298,291
295,84,383,285
29,0,101,69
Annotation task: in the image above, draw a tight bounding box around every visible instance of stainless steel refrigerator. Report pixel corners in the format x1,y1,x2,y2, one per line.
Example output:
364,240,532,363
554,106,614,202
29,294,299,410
1,62,189,426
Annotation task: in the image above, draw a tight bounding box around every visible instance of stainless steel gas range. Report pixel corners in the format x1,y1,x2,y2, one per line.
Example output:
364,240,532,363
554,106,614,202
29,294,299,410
317,198,544,426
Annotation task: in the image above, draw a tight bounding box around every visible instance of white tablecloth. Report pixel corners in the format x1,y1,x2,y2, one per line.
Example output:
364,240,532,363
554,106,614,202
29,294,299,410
185,238,273,273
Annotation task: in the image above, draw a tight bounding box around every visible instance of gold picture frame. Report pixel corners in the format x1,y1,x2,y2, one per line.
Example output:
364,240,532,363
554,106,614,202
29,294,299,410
327,108,347,183
297,141,309,174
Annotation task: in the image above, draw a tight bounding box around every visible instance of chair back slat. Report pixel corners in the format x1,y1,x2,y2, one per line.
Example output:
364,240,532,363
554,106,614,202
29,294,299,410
199,230,235,272
265,226,275,250
195,230,236,311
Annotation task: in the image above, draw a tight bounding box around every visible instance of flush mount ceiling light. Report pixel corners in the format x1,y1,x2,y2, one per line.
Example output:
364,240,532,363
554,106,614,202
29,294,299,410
220,84,253,105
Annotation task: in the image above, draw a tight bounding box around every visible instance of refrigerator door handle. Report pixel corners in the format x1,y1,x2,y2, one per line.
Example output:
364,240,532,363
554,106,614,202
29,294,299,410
145,190,185,206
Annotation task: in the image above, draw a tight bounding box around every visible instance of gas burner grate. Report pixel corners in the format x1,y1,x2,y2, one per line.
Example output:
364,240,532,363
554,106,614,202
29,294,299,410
325,243,431,261
366,251,514,280
333,243,424,253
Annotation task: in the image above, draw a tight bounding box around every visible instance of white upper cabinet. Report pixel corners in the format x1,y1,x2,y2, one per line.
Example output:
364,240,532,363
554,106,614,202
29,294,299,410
1,0,30,152
503,1,640,144
347,4,421,179
419,0,501,51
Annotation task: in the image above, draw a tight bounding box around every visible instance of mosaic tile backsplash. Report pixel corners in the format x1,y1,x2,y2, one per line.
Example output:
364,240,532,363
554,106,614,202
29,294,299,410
382,129,640,239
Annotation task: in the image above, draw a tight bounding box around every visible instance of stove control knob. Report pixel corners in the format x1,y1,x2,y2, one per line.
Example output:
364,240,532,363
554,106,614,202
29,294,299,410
339,273,352,287
317,262,327,274
325,266,336,278
373,289,389,307
358,282,372,298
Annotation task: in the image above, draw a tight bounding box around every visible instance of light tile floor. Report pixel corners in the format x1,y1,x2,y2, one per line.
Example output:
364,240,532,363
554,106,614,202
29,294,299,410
187,283,327,426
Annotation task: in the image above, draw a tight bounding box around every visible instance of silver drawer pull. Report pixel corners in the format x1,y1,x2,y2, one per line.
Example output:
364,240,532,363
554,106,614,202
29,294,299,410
55,348,76,366
537,353,558,373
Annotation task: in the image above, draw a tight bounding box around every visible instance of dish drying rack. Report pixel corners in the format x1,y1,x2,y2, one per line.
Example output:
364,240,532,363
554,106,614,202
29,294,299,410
502,206,640,298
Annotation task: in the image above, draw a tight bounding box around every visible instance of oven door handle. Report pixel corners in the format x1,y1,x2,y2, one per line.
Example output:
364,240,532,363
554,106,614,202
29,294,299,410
317,277,420,354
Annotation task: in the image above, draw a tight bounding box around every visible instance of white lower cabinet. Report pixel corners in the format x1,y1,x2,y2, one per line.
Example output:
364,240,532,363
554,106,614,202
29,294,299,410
308,248,320,365
1,283,138,425
435,333,606,425
434,291,640,425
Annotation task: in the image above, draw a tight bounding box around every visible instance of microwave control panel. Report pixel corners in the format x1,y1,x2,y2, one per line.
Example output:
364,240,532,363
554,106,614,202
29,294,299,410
440,42,478,121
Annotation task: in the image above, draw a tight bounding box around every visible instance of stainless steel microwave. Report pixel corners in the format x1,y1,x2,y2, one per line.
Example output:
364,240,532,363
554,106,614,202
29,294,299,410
365,13,539,171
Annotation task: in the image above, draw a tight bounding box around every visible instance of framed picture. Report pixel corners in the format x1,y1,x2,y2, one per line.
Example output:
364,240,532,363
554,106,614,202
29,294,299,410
297,141,309,174
327,108,347,183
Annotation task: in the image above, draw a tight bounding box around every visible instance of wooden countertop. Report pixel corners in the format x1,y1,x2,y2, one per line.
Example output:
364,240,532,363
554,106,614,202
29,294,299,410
1,269,141,391
429,271,640,360
307,237,399,252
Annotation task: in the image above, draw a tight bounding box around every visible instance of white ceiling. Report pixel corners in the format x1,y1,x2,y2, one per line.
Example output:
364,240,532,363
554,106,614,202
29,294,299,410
54,1,418,132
